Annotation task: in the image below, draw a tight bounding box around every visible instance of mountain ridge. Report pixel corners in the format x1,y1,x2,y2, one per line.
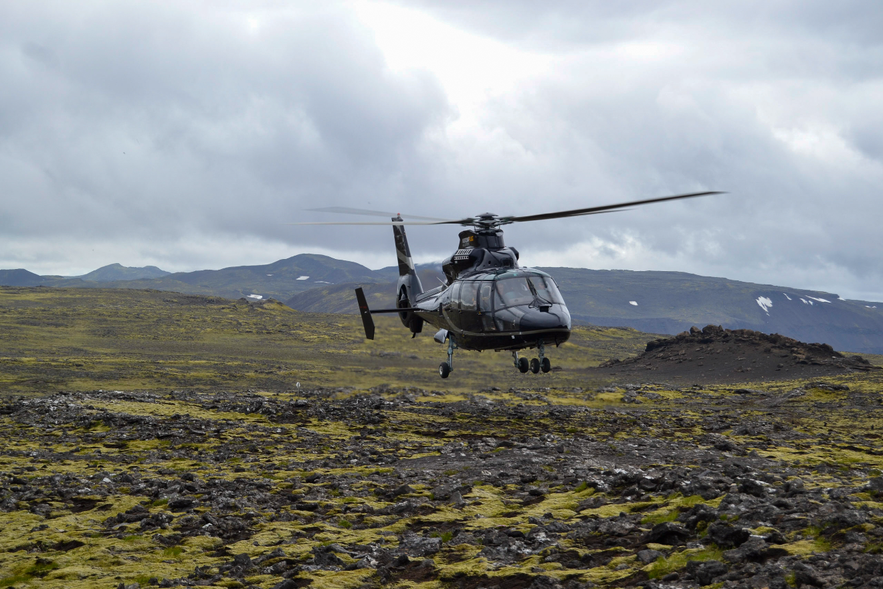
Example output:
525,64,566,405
3,255,882,353
75,263,170,282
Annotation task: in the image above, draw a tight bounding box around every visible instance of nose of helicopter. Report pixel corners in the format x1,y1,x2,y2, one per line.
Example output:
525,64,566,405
519,308,571,331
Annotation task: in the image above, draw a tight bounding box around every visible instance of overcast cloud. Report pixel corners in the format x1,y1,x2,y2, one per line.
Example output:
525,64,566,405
1,1,882,300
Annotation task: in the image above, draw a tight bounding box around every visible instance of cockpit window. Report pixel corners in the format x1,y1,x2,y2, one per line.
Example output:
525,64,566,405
494,275,563,309
494,277,534,308
528,275,564,305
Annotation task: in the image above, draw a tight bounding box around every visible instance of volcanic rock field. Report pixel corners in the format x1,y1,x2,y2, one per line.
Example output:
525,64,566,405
2,287,883,588
4,370,883,588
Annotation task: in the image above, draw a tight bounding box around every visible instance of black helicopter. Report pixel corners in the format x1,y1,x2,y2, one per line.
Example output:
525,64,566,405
307,192,720,378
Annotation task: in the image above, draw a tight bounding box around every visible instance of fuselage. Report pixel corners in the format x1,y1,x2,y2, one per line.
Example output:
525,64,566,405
412,268,572,351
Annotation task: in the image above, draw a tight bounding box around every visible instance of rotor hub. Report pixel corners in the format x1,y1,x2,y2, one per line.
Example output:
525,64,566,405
471,212,510,230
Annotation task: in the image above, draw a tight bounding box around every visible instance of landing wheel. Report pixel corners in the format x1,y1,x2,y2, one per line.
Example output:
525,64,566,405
439,362,451,379
530,358,540,374
541,357,551,373
517,357,529,373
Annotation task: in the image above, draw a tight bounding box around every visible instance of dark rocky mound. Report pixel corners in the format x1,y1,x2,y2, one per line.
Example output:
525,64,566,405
596,324,876,384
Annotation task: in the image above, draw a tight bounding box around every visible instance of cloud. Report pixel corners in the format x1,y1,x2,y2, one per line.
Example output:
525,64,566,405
1,1,882,300
0,2,450,239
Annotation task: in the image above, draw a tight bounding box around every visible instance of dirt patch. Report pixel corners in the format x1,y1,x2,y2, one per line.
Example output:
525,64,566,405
594,324,877,384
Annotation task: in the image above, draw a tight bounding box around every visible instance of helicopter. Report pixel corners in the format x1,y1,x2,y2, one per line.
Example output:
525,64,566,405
306,192,721,378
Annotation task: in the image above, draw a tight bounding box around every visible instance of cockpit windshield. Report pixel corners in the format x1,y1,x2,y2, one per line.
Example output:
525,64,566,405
494,275,564,310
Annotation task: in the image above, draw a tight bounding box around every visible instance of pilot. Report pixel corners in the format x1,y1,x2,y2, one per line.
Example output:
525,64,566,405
498,280,530,306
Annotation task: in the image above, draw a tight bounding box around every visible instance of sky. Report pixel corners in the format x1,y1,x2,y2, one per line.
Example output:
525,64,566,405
1,1,882,300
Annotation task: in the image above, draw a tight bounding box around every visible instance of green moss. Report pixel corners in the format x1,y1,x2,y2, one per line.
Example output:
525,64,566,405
0,573,31,587
163,546,184,558
641,508,680,525
641,494,714,525
0,559,60,586
646,546,725,579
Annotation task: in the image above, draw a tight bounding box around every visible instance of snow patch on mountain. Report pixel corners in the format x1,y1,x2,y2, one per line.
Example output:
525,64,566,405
756,296,773,315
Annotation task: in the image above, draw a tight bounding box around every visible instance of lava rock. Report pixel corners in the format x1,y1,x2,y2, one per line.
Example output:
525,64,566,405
644,522,691,545
685,559,728,585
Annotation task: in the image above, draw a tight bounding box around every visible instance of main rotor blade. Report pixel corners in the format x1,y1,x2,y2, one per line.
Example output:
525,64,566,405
291,220,443,226
503,191,723,224
297,191,723,227
429,209,625,227
308,206,450,222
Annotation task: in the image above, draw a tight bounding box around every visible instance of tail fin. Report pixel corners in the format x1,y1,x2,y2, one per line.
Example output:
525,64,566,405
354,287,375,340
393,216,423,300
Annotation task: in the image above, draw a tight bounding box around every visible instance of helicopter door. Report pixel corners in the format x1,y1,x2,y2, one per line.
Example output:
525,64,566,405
459,281,481,331
478,282,495,330
443,282,461,328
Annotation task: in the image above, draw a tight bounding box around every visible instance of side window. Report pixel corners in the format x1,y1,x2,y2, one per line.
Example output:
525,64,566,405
460,282,479,312
448,282,461,310
478,282,493,312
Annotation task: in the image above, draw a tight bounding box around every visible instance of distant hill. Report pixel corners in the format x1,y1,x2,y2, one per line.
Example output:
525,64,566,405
538,268,883,355
0,254,382,301
0,269,45,287
3,254,883,353
76,263,169,282
285,266,444,313
97,254,381,300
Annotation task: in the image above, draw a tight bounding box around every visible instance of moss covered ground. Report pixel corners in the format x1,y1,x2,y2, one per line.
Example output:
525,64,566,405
0,287,649,395
2,287,883,587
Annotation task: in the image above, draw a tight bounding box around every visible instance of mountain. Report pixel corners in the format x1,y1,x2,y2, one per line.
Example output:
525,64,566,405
58,254,379,301
0,265,168,287
0,254,381,300
77,263,170,282
124,254,379,300
0,269,45,287
283,266,444,313
3,255,883,353
538,268,883,354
